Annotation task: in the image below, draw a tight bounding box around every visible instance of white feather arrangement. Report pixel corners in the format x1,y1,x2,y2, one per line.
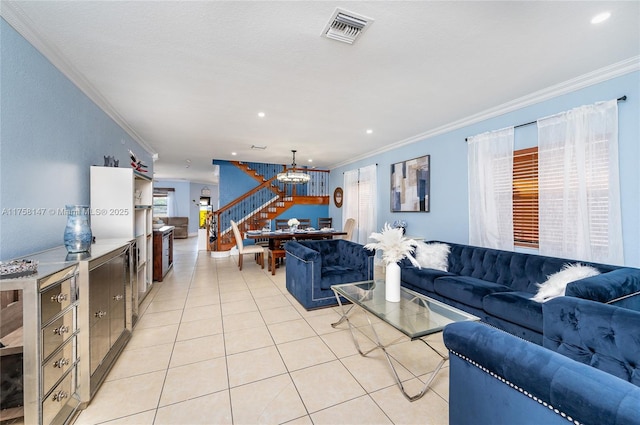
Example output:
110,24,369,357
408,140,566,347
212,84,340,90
365,223,420,266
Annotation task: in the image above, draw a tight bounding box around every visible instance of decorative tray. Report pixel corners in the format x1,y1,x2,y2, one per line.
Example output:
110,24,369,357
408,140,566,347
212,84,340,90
0,259,38,279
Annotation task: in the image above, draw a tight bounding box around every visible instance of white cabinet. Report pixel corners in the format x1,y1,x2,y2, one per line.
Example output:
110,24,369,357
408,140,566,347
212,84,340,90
90,166,153,316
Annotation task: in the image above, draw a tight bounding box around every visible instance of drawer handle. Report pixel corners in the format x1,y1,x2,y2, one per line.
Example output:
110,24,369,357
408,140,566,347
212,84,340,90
113,294,124,301
52,391,68,402
95,310,107,318
53,358,69,368
51,293,68,303
53,325,69,335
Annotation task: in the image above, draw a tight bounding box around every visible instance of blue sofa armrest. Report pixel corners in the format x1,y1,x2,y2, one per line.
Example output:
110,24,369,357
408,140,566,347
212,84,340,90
565,268,640,306
443,321,640,425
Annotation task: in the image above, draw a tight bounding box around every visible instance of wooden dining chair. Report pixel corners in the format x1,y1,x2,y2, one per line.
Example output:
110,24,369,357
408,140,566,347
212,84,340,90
318,217,332,229
298,218,312,229
230,220,264,270
275,219,289,230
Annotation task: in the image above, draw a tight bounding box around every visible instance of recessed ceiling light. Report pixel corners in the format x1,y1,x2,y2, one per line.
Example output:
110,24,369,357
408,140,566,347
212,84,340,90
308,159,313,163
366,129,373,134
591,11,611,24
258,112,266,118
231,152,237,156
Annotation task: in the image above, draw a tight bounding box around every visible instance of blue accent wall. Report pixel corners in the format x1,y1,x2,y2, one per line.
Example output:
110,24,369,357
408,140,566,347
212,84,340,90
0,19,153,259
331,71,640,267
215,160,257,208
215,160,329,230
271,205,329,230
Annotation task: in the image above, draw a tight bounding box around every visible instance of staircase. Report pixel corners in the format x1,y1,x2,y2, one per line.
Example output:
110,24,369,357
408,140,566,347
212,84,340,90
211,161,329,251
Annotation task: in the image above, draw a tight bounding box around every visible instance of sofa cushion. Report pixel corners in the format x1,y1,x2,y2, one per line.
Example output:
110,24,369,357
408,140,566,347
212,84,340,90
434,276,513,309
319,268,364,290
401,266,453,293
483,291,544,333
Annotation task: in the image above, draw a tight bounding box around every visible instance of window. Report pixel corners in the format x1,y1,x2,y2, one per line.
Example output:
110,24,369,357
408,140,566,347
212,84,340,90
153,188,174,216
513,147,539,248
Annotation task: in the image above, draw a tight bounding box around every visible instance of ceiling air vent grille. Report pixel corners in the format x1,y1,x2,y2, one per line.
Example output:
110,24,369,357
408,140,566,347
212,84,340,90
321,8,374,45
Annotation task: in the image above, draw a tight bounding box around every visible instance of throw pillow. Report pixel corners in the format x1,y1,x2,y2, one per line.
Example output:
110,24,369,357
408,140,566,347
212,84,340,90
413,242,450,271
532,263,600,303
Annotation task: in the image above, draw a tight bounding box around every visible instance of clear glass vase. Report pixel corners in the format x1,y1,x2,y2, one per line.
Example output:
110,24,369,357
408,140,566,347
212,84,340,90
63,205,92,253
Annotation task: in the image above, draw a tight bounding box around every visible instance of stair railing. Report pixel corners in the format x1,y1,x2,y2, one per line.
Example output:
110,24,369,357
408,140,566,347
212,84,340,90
213,168,330,250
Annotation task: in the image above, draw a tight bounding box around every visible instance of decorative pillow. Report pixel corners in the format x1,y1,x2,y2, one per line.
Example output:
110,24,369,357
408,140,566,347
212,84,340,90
413,242,450,271
532,263,600,303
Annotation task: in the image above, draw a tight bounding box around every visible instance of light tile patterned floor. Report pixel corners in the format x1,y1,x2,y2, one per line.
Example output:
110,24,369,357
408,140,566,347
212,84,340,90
73,238,450,424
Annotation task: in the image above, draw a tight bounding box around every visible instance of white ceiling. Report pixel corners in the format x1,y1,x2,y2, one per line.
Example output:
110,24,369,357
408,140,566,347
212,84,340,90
2,1,639,184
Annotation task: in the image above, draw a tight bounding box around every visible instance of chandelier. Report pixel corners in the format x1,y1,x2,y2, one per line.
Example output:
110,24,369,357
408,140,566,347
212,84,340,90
277,150,311,184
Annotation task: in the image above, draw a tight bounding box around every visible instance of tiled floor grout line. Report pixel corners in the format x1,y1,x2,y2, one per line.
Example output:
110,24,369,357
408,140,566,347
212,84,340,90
149,251,198,424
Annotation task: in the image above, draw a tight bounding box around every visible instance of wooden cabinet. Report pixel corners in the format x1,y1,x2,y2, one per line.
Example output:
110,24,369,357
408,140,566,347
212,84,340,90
153,226,174,282
90,166,153,323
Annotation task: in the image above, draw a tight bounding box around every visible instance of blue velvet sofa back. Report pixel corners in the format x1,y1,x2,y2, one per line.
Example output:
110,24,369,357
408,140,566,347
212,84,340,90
543,297,640,385
443,297,640,425
285,239,374,310
401,241,640,344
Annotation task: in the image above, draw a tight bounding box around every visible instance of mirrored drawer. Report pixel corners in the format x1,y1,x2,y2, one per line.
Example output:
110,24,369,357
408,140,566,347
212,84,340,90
42,336,76,396
42,368,75,425
41,278,73,325
42,308,75,360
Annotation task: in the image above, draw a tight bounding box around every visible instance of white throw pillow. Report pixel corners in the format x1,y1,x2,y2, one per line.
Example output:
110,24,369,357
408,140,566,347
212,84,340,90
532,263,600,303
414,242,450,271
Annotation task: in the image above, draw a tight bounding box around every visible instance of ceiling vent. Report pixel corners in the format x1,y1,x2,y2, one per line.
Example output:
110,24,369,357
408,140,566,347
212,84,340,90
321,8,374,45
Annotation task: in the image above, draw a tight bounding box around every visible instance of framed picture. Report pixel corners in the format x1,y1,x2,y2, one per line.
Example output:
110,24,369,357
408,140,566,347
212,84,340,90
390,155,430,212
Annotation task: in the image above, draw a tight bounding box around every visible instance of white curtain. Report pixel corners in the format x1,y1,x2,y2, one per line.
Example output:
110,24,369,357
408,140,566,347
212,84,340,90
342,165,377,244
357,164,377,244
537,99,622,264
468,127,514,250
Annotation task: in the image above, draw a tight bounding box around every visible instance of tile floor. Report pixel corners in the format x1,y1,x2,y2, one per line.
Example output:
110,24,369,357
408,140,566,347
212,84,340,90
73,237,450,425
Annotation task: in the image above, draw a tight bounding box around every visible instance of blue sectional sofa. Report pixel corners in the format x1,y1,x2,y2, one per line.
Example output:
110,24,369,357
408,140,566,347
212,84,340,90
285,239,375,309
400,241,640,344
443,297,640,425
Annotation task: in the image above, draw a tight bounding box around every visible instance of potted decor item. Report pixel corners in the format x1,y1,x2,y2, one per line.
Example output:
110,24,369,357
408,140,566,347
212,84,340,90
365,223,418,302
288,218,300,232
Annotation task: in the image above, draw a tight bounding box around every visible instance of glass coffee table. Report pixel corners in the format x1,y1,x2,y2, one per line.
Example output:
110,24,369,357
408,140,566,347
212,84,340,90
331,279,478,401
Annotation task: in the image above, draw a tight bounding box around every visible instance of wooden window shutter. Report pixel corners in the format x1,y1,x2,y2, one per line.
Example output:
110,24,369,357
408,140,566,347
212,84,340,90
513,147,538,247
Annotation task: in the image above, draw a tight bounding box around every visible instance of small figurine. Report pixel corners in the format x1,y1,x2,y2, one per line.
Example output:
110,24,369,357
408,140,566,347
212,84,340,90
129,150,148,172
104,155,119,167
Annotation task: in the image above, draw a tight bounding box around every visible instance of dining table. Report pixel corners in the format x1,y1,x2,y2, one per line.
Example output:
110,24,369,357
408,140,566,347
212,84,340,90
244,229,347,250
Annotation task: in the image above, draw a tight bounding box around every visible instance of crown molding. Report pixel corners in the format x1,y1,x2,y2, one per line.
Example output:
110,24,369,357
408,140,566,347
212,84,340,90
330,56,640,170
1,3,158,156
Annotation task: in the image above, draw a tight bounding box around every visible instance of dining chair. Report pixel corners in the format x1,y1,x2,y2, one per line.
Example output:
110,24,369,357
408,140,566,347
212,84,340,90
338,218,356,241
318,217,332,229
298,218,312,229
230,220,264,270
275,219,289,230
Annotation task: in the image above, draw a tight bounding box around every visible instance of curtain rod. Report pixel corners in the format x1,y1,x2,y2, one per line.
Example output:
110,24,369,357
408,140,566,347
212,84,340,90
465,95,627,142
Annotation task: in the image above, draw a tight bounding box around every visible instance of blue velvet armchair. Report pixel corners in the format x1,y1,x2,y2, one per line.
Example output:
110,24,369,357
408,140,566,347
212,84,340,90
443,297,640,425
285,239,375,309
